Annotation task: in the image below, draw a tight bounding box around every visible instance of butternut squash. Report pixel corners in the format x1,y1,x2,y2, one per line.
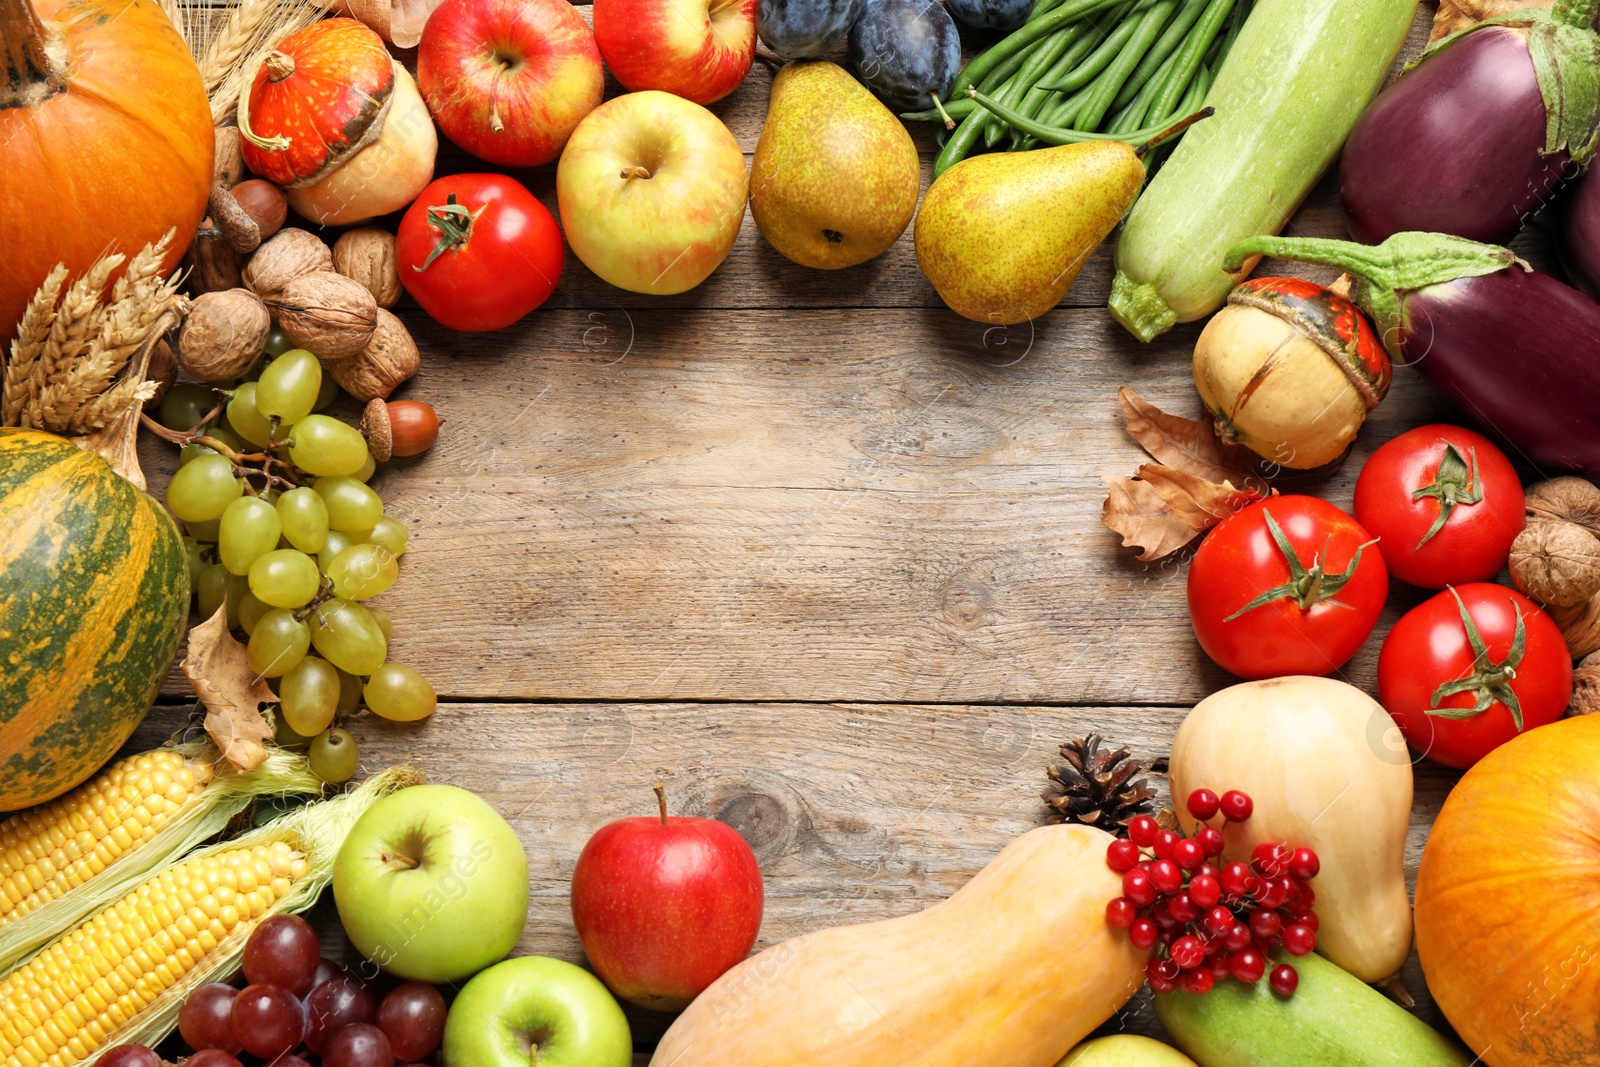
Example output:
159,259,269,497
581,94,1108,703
650,824,1146,1067
1168,677,1414,984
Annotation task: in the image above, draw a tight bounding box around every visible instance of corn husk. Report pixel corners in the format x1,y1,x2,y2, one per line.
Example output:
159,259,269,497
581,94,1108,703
4,766,421,1065
0,742,322,974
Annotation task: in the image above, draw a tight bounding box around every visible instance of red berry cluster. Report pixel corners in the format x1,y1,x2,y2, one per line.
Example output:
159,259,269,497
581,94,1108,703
1104,789,1320,997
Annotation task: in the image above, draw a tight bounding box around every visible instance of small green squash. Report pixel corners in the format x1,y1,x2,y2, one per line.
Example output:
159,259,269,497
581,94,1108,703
0,428,188,811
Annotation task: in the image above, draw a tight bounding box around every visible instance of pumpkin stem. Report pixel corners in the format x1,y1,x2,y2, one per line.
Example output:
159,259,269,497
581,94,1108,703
264,49,295,81
235,52,293,154
0,0,67,109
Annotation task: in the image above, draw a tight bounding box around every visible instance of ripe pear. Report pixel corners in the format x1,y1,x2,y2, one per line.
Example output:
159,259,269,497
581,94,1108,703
915,141,1146,324
750,60,920,269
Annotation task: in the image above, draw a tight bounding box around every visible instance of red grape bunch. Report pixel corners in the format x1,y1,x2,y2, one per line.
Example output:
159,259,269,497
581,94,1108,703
96,915,447,1067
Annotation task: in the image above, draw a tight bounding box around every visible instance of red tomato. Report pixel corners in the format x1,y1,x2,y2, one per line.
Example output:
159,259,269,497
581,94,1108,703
1353,424,1524,589
1188,496,1387,679
397,173,564,332
1378,584,1571,768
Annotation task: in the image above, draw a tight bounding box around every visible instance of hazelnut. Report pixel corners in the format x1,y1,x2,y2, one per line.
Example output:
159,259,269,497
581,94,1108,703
267,271,378,360
243,228,334,301
332,228,402,308
1509,521,1600,607
178,289,271,382
327,309,419,400
231,181,289,243
361,398,394,462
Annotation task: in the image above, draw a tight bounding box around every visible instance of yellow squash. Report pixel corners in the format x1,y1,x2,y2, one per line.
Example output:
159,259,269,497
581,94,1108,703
650,824,1146,1067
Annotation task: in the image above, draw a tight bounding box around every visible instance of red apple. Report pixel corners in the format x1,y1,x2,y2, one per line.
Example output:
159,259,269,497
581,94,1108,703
417,0,604,167
592,0,757,105
571,784,763,1011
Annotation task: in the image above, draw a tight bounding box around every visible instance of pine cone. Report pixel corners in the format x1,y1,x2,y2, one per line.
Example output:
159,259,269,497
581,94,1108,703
1042,733,1158,836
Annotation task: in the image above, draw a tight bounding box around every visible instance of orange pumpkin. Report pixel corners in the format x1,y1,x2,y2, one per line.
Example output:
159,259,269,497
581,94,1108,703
1415,713,1600,1067
0,0,211,338
238,17,395,188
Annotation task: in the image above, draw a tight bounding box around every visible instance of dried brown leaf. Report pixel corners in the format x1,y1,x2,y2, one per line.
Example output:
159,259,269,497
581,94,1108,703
1117,387,1258,485
334,0,443,46
1430,0,1549,41
182,604,274,771
1102,475,1204,562
1138,465,1266,530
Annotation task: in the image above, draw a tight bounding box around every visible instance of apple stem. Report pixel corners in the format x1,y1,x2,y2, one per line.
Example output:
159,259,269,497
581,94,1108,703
654,781,668,826
380,851,421,871
489,58,508,132
620,165,652,181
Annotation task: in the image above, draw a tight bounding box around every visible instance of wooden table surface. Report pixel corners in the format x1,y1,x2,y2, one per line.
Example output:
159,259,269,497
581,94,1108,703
131,5,1484,1057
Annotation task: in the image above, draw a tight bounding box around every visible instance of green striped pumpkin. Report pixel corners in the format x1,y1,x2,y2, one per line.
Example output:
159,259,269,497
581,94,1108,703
0,428,189,811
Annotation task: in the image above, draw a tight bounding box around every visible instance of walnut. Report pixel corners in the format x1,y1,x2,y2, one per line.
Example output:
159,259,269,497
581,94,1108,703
1525,477,1600,537
243,228,335,302
185,227,243,295
327,309,419,401
1572,652,1600,716
1551,594,1600,661
332,228,401,308
177,289,271,382
1509,521,1600,607
266,271,378,361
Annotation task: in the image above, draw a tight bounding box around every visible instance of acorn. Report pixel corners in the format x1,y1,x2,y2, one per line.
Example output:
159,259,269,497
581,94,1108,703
1192,278,1391,470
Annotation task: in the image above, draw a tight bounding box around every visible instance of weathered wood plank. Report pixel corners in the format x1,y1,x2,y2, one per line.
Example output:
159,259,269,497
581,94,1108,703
149,303,1454,704
124,700,1460,1049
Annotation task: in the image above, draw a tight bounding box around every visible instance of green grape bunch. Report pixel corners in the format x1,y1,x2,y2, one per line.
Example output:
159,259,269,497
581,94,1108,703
155,332,439,783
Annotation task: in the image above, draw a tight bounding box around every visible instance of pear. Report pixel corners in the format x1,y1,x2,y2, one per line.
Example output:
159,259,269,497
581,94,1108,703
750,60,920,270
915,141,1146,324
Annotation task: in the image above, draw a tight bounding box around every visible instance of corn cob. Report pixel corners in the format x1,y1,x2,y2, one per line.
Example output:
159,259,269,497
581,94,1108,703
0,766,420,1067
0,743,320,975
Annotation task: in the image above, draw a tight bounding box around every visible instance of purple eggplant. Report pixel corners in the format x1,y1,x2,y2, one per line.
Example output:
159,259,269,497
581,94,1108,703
1338,0,1600,245
1559,162,1600,297
1224,231,1600,478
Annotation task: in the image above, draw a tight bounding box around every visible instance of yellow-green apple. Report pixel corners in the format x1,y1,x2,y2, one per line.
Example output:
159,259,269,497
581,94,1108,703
570,785,763,1011
592,0,757,104
332,784,529,983
1057,1035,1199,1066
440,956,633,1067
556,91,748,295
417,0,603,167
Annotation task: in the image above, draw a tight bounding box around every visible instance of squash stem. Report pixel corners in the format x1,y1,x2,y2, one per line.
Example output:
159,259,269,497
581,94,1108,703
0,0,65,107
1553,0,1599,31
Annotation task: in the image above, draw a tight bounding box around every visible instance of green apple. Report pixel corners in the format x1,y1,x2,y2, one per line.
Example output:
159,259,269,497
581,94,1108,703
1056,1035,1199,1066
333,783,529,983
442,955,633,1067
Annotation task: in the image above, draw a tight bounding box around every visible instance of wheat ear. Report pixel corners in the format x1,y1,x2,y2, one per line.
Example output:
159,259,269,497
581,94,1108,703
3,264,68,428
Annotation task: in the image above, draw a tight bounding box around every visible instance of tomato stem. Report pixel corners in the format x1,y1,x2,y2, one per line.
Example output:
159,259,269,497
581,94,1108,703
1410,443,1482,548
1426,587,1527,729
1224,510,1377,620
415,194,488,272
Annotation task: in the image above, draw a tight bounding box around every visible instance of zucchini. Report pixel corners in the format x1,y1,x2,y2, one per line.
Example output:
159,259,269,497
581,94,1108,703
1107,0,1419,341
1153,951,1471,1067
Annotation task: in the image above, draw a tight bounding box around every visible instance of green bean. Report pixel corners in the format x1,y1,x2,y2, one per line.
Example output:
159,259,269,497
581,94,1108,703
933,107,990,178
901,97,982,124
984,28,1080,146
1018,0,1131,112
951,0,1128,96
977,37,1042,93
1145,0,1233,121
1038,0,1151,93
965,87,1211,147
1071,0,1176,130
1110,0,1209,112
1107,25,1187,132
1207,0,1251,68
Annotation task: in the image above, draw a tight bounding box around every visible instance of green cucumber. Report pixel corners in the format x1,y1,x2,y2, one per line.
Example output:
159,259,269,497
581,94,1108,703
1153,952,1471,1067
1107,0,1418,341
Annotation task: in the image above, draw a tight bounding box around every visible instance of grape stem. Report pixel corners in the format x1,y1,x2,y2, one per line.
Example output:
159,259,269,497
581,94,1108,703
137,391,231,447
294,576,338,623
